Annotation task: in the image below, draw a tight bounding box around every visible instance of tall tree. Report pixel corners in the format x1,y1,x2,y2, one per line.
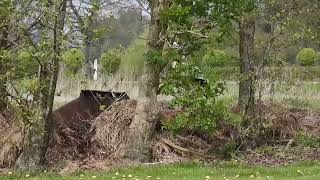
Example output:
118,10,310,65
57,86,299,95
126,0,170,162
238,14,256,118
16,0,67,168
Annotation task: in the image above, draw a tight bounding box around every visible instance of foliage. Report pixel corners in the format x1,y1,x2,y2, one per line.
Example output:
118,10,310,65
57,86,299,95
0,0,12,27
100,48,122,74
202,49,229,67
296,48,317,66
16,49,39,76
160,5,191,25
145,49,167,65
62,48,85,75
161,62,232,134
295,132,320,148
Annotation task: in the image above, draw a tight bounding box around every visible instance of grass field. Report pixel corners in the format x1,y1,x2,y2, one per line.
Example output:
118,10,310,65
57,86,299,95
1,162,320,180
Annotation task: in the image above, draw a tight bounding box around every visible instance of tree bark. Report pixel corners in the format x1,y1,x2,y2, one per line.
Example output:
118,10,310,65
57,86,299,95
126,0,169,162
238,16,256,120
16,0,67,169
0,25,9,111
84,34,94,79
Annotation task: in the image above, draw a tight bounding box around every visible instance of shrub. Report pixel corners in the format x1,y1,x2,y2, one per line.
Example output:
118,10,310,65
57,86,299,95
62,48,85,75
296,48,317,66
202,49,228,67
100,48,122,74
161,62,234,134
295,132,320,148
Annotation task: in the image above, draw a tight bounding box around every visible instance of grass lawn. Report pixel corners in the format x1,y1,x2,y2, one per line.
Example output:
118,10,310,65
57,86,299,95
1,162,320,180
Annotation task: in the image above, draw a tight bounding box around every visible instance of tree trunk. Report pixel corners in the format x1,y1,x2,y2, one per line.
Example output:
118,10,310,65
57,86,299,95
16,0,67,169
84,33,94,79
126,0,169,162
0,25,9,111
69,0,95,79
238,16,256,120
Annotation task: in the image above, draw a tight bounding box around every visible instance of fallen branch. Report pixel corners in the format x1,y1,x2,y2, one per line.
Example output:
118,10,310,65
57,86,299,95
160,138,215,160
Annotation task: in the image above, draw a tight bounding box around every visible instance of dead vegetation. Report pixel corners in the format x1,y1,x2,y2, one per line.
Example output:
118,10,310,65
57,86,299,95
252,104,320,145
1,100,320,171
89,100,137,160
46,100,137,167
0,113,22,168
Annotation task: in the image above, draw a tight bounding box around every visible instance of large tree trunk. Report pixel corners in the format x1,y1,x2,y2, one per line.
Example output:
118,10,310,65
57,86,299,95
238,16,256,120
126,0,169,162
16,0,67,169
16,65,50,169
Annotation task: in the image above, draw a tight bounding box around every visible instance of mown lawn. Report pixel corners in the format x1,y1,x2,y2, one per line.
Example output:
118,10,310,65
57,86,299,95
1,162,320,180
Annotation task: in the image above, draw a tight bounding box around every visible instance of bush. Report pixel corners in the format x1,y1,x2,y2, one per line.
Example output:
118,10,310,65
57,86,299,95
295,132,320,148
296,48,317,66
100,48,122,74
161,62,233,134
62,48,85,75
202,49,228,67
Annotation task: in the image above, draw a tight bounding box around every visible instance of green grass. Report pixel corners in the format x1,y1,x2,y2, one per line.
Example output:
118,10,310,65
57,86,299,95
222,81,320,111
2,162,320,180
214,66,320,81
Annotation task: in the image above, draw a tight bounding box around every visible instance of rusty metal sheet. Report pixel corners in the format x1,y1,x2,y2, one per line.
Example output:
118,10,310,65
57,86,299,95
52,90,129,123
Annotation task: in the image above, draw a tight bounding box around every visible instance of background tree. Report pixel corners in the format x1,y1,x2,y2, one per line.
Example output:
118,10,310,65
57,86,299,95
238,7,256,119
69,0,102,79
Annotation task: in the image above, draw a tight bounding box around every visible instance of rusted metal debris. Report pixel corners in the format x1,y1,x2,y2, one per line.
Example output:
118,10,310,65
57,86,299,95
52,90,129,123
46,90,130,164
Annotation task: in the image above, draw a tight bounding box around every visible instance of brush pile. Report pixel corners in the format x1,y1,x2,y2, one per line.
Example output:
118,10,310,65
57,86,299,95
89,100,137,160
46,100,137,167
0,113,22,168
248,104,320,145
2,99,320,170
46,112,92,163
151,133,213,163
